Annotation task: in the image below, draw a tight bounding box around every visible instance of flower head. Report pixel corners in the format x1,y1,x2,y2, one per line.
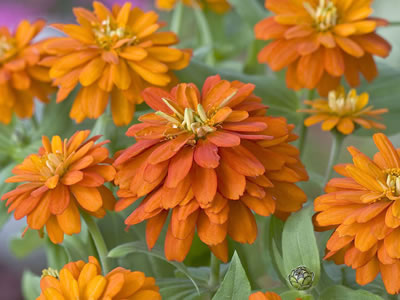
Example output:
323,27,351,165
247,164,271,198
0,20,54,124
114,75,308,262
288,265,314,290
156,0,231,14
314,133,400,294
2,130,116,243
255,0,392,96
42,1,191,126
300,86,387,135
249,291,282,300
37,256,161,300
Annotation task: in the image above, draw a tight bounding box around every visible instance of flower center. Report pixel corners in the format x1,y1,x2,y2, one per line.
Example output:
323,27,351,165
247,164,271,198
327,88,358,116
156,92,236,141
37,152,66,178
92,17,138,50
304,0,338,31
385,169,400,197
0,35,16,62
41,268,59,279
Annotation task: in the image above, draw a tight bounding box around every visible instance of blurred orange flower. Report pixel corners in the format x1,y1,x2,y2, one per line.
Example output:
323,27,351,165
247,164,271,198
38,256,161,300
2,130,116,244
249,291,282,300
42,1,191,126
314,133,400,294
299,86,387,135
114,75,308,262
156,0,230,14
0,20,54,124
255,0,391,96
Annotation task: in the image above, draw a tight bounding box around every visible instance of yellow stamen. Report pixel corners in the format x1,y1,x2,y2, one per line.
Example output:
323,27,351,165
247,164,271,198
0,36,16,61
304,0,338,31
385,169,400,197
327,87,362,116
41,268,59,279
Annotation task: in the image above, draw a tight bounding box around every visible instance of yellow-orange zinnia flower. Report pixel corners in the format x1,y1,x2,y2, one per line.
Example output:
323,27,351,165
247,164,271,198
314,133,400,294
299,86,387,135
2,130,116,244
255,0,392,96
0,20,54,124
250,291,282,300
156,0,230,14
37,256,161,300
114,75,308,262
42,1,191,126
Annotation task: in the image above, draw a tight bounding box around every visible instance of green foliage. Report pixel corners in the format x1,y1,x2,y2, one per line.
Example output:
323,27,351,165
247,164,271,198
9,229,45,259
21,270,41,300
320,285,384,300
212,252,251,300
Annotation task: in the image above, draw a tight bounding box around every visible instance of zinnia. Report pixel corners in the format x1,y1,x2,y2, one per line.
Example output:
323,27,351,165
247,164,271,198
114,75,308,262
250,291,282,300
300,86,387,135
156,0,230,14
0,20,54,124
314,133,400,294
42,1,191,126
2,130,116,244
255,0,392,96
37,256,161,300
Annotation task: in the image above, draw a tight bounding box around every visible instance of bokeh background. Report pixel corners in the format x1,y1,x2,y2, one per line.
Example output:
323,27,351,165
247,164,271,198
0,0,399,299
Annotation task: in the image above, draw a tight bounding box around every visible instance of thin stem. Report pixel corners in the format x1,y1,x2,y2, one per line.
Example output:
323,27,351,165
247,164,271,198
298,89,315,160
323,130,345,187
243,40,265,75
208,253,221,291
170,0,184,34
31,114,39,130
81,211,110,274
390,21,400,26
192,5,215,66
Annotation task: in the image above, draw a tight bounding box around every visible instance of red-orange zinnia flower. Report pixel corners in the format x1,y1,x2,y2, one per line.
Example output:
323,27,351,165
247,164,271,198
156,0,231,14
42,1,191,126
0,20,54,124
114,75,308,262
249,291,282,300
2,130,116,244
37,256,161,300
299,86,387,135
255,0,392,96
314,133,400,294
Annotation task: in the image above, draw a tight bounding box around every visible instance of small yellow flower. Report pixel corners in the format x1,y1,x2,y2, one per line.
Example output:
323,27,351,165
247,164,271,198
299,86,387,135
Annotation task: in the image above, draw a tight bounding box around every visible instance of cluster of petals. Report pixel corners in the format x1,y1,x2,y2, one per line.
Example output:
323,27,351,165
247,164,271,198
0,20,54,124
255,0,392,96
300,86,387,135
156,0,230,14
2,130,116,243
314,133,400,294
42,1,191,126
38,256,161,300
113,75,308,262
249,291,282,300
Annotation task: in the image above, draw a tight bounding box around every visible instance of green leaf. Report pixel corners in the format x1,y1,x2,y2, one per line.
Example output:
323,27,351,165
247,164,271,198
281,290,312,300
0,163,16,229
108,241,201,294
353,65,400,136
228,0,268,28
268,216,286,282
9,229,45,259
176,60,300,124
45,239,69,270
21,270,41,300
320,285,383,300
282,206,320,288
212,252,251,300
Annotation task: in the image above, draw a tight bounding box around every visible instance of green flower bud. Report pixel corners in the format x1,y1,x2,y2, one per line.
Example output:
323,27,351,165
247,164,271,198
288,265,314,290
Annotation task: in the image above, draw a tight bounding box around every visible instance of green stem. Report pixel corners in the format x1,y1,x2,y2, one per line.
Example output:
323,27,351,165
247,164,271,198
81,212,110,274
243,40,265,75
208,253,221,291
390,21,400,26
31,114,39,130
192,5,215,66
298,89,315,160
323,130,345,187
170,0,184,35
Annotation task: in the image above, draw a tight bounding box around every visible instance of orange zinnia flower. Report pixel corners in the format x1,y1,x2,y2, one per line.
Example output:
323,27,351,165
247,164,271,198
2,130,116,244
156,0,230,14
42,2,191,126
114,75,308,262
0,20,54,124
250,291,282,300
38,256,161,300
299,86,387,135
314,133,400,294
255,0,391,96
